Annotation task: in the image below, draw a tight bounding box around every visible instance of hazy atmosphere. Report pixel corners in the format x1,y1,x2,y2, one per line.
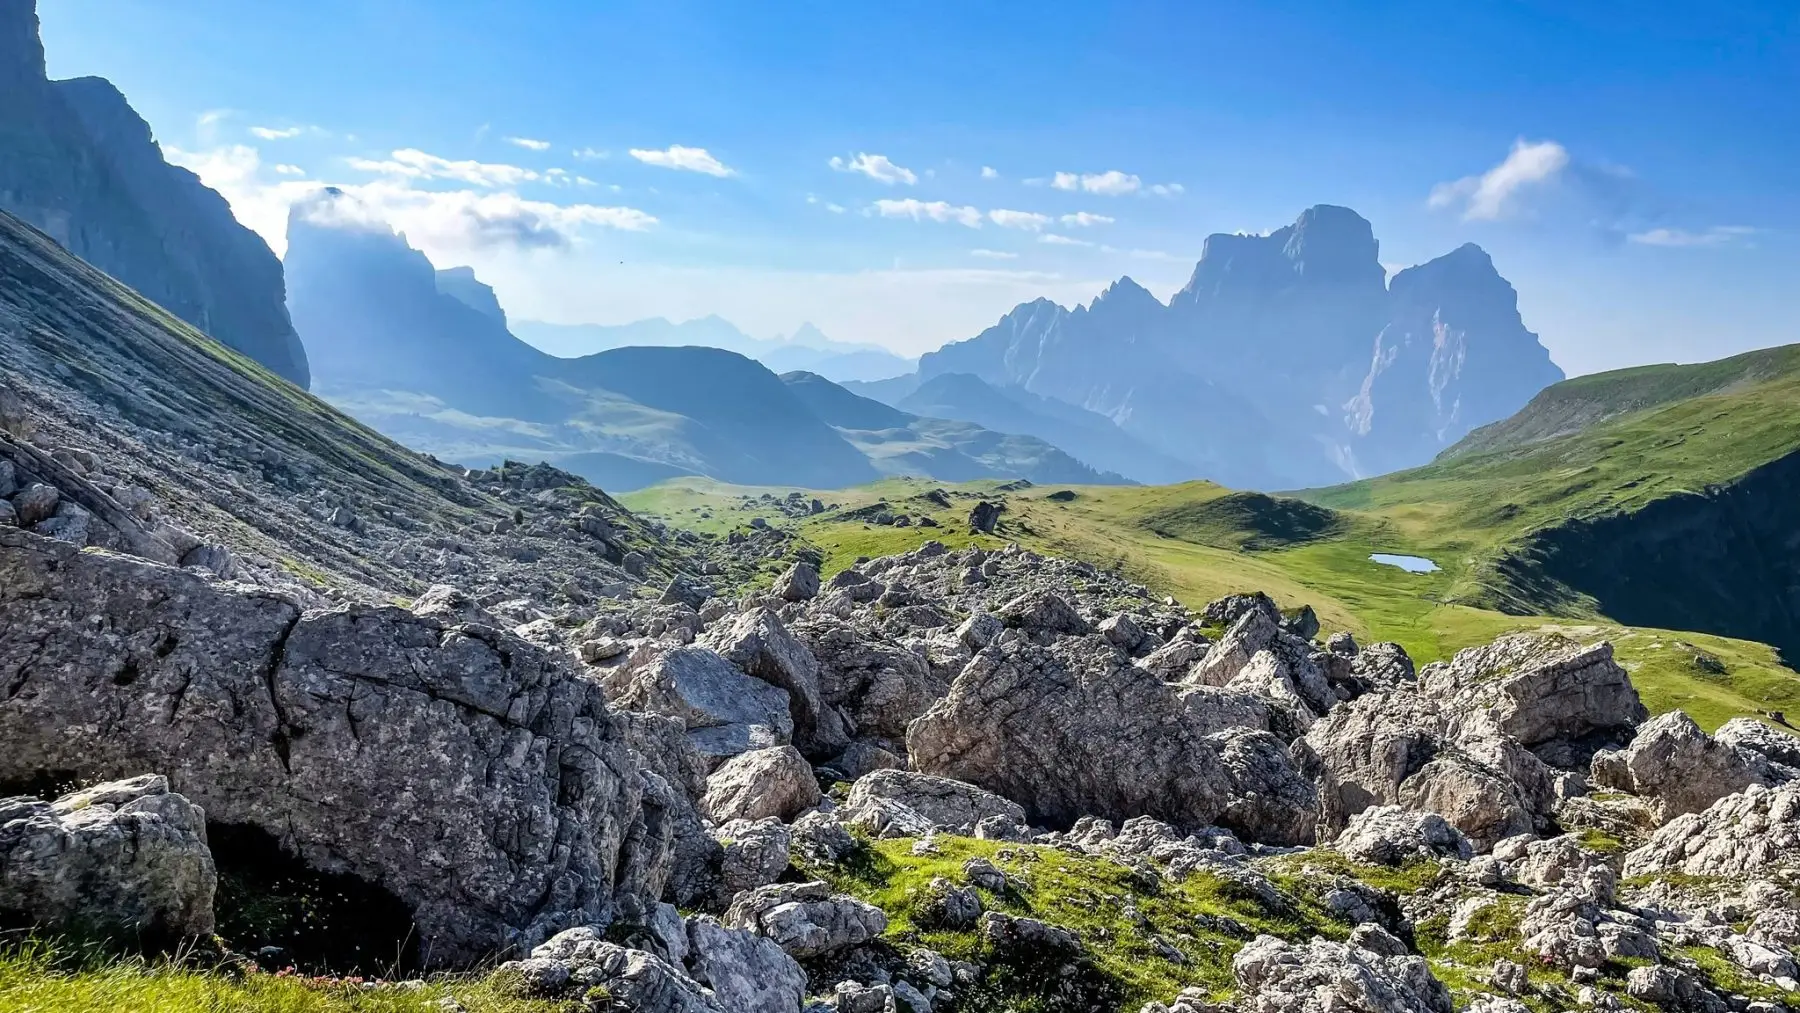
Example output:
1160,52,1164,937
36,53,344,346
38,0,1800,375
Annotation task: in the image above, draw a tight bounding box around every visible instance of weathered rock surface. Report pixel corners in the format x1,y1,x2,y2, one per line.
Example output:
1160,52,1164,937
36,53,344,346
1334,806,1472,866
843,769,1027,836
704,608,848,755
1420,634,1646,754
0,774,215,943
724,881,888,958
1230,934,1454,1013
602,645,795,766
909,635,1309,840
0,530,670,963
1591,710,1783,821
701,745,821,824
1624,782,1800,878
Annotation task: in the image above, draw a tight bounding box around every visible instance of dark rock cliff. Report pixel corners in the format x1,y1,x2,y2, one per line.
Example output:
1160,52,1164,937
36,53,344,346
0,0,308,386
1509,451,1800,661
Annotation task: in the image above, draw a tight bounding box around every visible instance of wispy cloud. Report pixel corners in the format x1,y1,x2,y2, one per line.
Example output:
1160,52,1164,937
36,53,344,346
970,248,1018,259
988,208,1051,230
1053,170,1136,195
299,184,656,253
249,125,306,141
1060,212,1114,227
629,144,737,177
1038,233,1092,246
1148,183,1184,197
830,152,917,185
869,198,982,228
347,148,542,188
1627,225,1759,248
507,136,552,152
1429,139,1571,221
170,142,653,258
573,147,608,161
980,166,1000,180
806,194,847,214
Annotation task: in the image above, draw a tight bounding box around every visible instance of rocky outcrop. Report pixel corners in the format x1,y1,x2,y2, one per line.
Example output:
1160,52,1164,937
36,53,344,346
1298,635,1598,850
843,769,1027,836
703,608,847,756
909,635,1267,838
1591,710,1785,821
0,2,308,385
700,746,821,823
1230,934,1454,1013
724,881,888,959
1334,806,1472,866
1419,634,1646,759
1623,783,1800,879
0,775,215,943
601,645,795,766
0,529,673,963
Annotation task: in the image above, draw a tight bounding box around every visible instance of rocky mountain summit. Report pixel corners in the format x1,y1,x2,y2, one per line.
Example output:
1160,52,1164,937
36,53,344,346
0,0,309,386
909,206,1564,488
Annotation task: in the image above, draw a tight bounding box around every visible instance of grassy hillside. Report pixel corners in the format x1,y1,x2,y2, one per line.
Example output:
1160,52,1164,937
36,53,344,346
624,474,1800,732
1443,342,1800,459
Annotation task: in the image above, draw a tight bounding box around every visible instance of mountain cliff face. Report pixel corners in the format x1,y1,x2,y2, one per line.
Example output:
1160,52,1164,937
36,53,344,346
0,0,309,387
918,206,1562,488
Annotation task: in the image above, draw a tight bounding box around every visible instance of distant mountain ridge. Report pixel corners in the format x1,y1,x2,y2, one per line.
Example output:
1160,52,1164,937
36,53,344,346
513,317,917,383
284,189,1118,491
782,371,1131,486
912,205,1563,488
0,0,309,387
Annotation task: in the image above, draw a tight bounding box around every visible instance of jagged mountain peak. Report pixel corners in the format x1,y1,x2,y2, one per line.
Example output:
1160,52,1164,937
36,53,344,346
1093,274,1159,307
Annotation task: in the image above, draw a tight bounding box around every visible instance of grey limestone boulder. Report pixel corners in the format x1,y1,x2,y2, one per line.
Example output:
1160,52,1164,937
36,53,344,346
0,774,215,943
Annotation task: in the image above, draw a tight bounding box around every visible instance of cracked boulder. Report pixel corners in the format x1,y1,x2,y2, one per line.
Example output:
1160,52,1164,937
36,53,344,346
908,637,1305,842
0,529,673,964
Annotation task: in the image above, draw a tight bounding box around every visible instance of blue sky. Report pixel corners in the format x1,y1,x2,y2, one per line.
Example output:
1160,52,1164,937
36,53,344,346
40,0,1800,374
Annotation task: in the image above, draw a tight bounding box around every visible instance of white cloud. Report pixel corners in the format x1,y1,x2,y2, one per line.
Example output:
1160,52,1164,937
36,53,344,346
807,194,849,214
1059,211,1114,227
870,198,983,228
629,144,737,177
168,141,654,259
299,183,656,253
347,148,541,188
981,166,999,180
274,164,306,176
574,147,608,160
1038,233,1092,247
1052,169,1141,195
1429,139,1570,221
250,126,305,141
1627,225,1759,247
165,144,319,254
970,248,1018,259
1148,183,1184,197
507,136,552,151
988,208,1051,231
829,152,918,185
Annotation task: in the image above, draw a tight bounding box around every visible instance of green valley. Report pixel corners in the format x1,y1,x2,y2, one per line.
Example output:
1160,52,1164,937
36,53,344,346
624,347,1800,733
